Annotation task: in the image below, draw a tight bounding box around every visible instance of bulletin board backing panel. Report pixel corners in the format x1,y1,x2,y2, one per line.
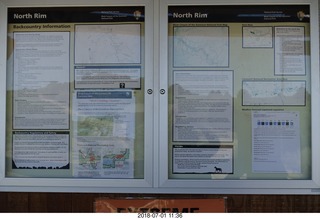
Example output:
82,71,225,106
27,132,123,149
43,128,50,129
1,0,320,194
158,0,320,192
5,6,146,179
167,4,311,180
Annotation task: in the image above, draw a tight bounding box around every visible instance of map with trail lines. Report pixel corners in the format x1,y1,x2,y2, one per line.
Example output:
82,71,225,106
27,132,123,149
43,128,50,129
173,26,229,67
75,24,141,64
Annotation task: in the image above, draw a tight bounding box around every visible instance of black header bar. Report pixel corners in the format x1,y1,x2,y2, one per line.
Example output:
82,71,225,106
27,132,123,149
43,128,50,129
169,5,310,23
8,6,145,23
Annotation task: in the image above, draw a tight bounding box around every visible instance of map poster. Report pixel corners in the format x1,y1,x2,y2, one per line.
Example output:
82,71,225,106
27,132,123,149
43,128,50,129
74,24,141,64
173,25,229,67
242,80,306,106
242,26,273,48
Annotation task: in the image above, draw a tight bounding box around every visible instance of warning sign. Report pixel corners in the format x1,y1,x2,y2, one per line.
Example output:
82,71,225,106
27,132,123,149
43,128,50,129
94,198,226,213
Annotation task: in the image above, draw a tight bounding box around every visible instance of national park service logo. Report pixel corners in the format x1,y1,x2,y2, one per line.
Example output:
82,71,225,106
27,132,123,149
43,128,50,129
134,10,142,20
297,11,310,21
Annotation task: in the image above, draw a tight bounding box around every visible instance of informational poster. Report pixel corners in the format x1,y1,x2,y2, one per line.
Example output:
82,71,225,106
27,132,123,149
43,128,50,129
173,70,233,142
72,90,135,178
6,7,145,179
168,5,311,180
274,26,306,75
13,31,70,130
252,111,301,173
12,131,69,169
173,145,233,174
75,66,141,89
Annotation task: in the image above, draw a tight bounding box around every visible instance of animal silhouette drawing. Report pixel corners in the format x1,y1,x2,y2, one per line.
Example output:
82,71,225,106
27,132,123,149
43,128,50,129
214,166,222,173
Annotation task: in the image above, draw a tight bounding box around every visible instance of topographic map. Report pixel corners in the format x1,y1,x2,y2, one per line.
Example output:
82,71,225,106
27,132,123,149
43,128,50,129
77,116,113,137
173,26,229,67
75,24,141,64
243,81,306,106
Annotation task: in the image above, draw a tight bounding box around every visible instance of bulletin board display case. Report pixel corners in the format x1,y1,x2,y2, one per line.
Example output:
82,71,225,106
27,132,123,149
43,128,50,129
159,0,320,192
0,0,155,191
1,0,320,194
